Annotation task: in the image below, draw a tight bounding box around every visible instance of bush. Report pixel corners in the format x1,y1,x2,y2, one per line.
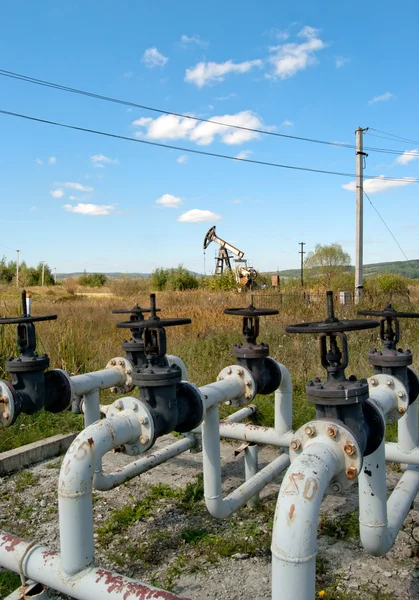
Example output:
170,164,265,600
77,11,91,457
200,271,237,291
365,273,410,300
168,266,199,291
78,272,107,287
108,276,151,297
151,266,199,291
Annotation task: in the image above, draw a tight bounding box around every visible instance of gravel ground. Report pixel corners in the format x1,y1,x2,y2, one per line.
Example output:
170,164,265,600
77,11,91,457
1,436,419,599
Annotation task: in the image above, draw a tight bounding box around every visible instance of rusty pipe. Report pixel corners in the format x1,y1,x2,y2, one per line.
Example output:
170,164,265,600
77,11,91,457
0,531,189,600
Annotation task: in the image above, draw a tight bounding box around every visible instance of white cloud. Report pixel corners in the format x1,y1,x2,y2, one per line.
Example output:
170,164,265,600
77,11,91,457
181,34,208,48
69,196,77,201
177,155,188,164
235,150,252,160
268,25,326,79
63,203,115,216
177,209,221,223
36,158,44,165
185,59,262,87
155,194,182,208
216,93,237,101
342,175,416,194
50,189,64,198
133,110,267,146
369,92,395,104
123,71,133,78
49,156,56,164
142,47,168,68
395,149,419,165
90,154,119,168
60,182,94,192
335,56,350,68
281,120,293,127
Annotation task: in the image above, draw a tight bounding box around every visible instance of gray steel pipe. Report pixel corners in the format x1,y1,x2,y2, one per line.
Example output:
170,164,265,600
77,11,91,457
0,531,189,600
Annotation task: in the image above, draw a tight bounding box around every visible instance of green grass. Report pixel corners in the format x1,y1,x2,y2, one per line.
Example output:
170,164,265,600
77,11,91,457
0,570,20,597
319,509,359,540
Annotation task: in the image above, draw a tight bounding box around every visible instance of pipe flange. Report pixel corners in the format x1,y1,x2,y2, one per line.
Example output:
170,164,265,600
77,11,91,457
216,364,257,407
0,380,17,428
107,396,154,455
368,373,409,423
105,357,134,394
289,419,362,493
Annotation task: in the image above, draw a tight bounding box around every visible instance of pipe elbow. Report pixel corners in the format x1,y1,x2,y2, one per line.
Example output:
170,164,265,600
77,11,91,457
275,362,293,395
204,495,234,519
359,523,390,556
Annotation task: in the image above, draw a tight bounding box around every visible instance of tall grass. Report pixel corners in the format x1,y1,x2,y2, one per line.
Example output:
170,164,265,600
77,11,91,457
0,285,418,450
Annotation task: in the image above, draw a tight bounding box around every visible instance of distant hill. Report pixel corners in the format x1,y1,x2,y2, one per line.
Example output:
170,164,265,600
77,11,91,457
56,260,419,281
271,259,419,280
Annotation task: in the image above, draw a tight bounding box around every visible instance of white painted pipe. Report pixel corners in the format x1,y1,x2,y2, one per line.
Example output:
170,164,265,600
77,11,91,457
0,531,189,600
397,399,419,453
368,385,397,416
166,354,188,380
224,404,257,423
274,362,293,435
359,439,419,556
385,443,419,464
218,362,293,446
93,435,196,490
202,405,290,518
200,373,247,410
70,368,126,397
58,412,142,575
218,422,293,447
244,443,259,508
82,389,101,427
271,440,343,600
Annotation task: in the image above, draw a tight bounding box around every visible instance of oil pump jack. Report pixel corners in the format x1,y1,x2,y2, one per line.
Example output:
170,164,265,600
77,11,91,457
203,225,266,290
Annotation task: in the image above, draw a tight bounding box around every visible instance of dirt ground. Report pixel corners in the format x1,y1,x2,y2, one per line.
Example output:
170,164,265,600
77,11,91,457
1,435,419,600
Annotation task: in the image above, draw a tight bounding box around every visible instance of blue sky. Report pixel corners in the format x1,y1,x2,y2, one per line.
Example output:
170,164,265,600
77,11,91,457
0,0,418,274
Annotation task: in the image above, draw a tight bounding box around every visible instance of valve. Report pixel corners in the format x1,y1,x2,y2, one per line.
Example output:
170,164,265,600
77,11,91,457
116,294,203,442
358,305,419,405
286,291,383,455
224,296,280,394
0,290,71,425
112,302,161,367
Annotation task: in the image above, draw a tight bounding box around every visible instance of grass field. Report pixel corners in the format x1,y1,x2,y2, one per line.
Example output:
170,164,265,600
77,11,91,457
1,283,418,451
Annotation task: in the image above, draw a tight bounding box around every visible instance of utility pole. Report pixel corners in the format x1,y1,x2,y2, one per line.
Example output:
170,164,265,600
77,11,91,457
54,267,57,284
355,127,368,304
299,242,305,287
16,250,20,287
41,262,45,286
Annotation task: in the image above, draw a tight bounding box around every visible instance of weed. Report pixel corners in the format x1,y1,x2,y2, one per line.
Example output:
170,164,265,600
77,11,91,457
319,509,359,540
14,470,39,492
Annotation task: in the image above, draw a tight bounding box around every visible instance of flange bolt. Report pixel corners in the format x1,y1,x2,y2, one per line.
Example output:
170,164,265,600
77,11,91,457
346,466,358,480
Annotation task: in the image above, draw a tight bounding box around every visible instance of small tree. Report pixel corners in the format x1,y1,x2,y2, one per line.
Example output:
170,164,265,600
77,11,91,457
167,265,199,291
78,272,107,287
150,267,169,291
305,243,351,286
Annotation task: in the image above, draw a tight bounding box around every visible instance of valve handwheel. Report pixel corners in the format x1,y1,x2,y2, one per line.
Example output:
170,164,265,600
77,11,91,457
286,291,379,334
0,290,57,325
116,294,191,329
358,304,419,319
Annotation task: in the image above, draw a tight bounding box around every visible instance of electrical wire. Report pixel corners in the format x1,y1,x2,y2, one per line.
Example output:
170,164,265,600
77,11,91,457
368,127,419,146
1,67,418,158
363,191,412,264
2,107,419,183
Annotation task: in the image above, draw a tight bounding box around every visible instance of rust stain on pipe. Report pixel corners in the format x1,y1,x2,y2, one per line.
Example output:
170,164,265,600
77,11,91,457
0,532,25,552
94,568,191,599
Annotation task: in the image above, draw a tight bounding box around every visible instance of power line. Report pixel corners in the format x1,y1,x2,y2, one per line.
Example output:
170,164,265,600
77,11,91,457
368,127,419,146
2,107,419,183
1,67,418,158
363,191,411,264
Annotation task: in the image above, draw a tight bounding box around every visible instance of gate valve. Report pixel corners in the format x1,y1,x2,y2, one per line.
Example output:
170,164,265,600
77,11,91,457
286,291,383,455
112,302,161,367
116,294,203,441
224,296,281,394
358,305,419,405
0,291,71,425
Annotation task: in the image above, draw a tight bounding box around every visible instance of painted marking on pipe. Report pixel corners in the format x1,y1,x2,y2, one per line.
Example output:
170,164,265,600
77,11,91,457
283,472,318,501
288,504,295,521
